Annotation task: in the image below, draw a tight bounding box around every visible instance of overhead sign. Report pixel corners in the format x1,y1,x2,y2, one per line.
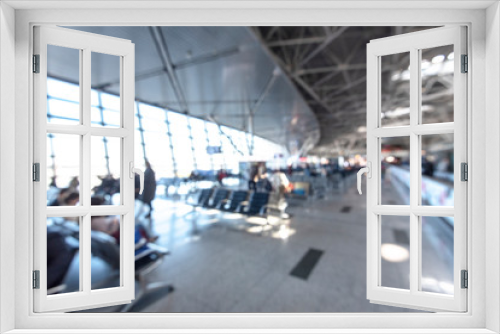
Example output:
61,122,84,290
207,146,222,154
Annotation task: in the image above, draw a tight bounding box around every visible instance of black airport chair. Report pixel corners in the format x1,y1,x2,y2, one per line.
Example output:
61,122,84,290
218,190,249,212
206,188,231,209
237,192,270,216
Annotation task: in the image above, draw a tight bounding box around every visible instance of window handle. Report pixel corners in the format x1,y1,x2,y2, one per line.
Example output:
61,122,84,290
129,162,144,195
357,162,371,195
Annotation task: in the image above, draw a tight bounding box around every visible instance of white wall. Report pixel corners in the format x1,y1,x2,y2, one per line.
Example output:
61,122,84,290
0,2,16,334
485,2,500,333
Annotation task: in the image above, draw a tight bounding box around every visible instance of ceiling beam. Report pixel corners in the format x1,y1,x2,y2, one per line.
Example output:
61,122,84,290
294,63,366,76
299,26,349,67
250,27,334,118
149,27,190,113
266,36,327,47
250,69,280,116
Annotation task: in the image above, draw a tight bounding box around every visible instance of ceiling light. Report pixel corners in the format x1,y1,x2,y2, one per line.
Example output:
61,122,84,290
421,60,431,70
381,243,409,262
431,54,445,64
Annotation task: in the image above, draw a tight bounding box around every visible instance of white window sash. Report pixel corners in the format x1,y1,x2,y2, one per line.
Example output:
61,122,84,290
366,26,467,312
33,25,136,313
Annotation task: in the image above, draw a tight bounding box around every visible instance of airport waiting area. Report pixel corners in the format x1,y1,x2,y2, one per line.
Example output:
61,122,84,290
44,26,456,312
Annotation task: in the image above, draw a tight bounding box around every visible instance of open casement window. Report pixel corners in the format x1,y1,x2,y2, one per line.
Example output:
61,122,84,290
364,26,467,312
33,26,137,312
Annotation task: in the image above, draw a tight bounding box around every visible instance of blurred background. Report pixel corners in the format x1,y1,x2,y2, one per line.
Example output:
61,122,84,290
44,26,455,312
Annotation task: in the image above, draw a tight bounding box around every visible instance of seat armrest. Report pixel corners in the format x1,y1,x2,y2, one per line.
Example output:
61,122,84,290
216,198,230,209
146,242,170,256
135,237,148,250
236,201,249,213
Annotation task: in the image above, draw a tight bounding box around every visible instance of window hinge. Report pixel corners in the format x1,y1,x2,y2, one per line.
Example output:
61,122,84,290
33,54,40,73
33,163,40,182
461,54,468,73
461,270,468,289
461,162,468,181
33,270,40,289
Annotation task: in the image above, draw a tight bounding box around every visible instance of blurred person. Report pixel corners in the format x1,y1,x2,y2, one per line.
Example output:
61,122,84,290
270,169,291,207
49,176,58,188
248,165,259,191
135,174,158,242
217,169,227,186
90,196,120,242
48,187,70,206
422,157,434,177
47,225,77,291
437,157,450,172
142,160,157,219
304,163,311,177
62,192,80,206
256,170,273,193
68,176,79,193
61,192,80,223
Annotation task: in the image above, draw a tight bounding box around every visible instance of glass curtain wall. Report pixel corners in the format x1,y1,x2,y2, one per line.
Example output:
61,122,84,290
46,78,287,191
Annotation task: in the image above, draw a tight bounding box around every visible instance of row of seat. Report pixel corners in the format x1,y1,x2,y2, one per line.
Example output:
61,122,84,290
187,188,280,218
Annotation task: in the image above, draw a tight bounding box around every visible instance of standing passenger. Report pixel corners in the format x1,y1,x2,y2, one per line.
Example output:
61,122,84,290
142,160,157,219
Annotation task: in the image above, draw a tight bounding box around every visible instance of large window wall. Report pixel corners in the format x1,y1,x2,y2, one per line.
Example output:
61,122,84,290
46,78,287,186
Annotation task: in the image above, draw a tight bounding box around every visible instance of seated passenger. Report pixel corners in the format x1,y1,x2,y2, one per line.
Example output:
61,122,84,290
90,196,120,242
48,187,70,206
91,195,156,243
47,225,76,290
62,192,80,206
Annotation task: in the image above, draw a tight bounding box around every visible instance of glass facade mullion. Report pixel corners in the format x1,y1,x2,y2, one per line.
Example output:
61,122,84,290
204,121,215,171
163,110,177,176
135,103,147,162
186,117,198,171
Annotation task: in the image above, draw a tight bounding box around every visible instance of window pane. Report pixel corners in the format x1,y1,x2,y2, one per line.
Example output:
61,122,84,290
421,134,454,206
47,216,81,294
380,137,410,205
134,128,145,170
91,215,121,290
91,52,121,127
91,136,121,205
206,122,221,146
381,52,410,127
380,215,410,290
141,117,167,133
47,133,80,206
139,103,165,120
421,216,454,295
143,132,174,179
421,45,454,124
47,45,80,125
47,99,80,125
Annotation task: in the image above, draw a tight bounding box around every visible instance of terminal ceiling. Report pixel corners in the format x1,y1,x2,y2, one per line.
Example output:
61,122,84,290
54,26,447,157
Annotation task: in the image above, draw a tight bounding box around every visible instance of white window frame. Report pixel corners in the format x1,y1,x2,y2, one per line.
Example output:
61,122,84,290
1,1,498,333
33,26,136,313
366,26,467,312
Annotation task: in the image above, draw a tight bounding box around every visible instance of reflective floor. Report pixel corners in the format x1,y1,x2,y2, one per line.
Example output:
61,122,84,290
73,174,453,313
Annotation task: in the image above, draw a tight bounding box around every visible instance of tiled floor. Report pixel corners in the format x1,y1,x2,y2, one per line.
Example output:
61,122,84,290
76,174,452,313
